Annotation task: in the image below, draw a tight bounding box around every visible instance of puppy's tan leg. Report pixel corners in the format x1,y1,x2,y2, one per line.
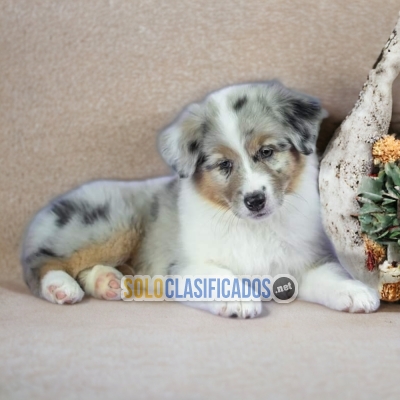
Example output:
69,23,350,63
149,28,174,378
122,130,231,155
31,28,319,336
39,230,140,303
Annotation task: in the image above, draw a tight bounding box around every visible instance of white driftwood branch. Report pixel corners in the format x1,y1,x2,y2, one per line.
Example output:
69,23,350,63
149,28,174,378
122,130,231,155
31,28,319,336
319,13,400,289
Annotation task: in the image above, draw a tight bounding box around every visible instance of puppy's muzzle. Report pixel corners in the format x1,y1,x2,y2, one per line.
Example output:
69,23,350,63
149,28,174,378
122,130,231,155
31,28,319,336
244,192,266,212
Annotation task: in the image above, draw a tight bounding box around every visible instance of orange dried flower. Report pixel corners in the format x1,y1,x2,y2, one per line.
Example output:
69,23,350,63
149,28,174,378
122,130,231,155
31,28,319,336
372,135,400,164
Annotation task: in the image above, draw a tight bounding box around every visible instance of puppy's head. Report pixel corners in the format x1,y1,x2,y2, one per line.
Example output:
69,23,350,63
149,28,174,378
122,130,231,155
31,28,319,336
158,81,327,220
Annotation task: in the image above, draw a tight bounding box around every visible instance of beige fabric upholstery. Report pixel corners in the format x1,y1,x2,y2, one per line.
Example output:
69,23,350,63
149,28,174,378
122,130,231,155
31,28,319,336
1,1,399,398
0,286,399,400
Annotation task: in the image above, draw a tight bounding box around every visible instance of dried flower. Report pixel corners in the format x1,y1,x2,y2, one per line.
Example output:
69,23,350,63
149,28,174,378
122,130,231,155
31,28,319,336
372,135,400,164
363,236,386,271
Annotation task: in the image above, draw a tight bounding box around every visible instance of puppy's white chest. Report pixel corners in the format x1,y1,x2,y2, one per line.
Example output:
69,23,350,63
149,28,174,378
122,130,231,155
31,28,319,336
189,219,305,276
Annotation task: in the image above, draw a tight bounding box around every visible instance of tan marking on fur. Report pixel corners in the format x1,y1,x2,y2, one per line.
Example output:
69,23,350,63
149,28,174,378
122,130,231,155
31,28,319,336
194,170,230,210
116,264,135,276
246,133,274,155
286,150,306,193
213,144,240,162
39,230,141,279
247,133,302,194
194,144,243,209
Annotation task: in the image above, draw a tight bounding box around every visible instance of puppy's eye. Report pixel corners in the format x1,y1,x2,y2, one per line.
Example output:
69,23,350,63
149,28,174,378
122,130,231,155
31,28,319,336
259,147,274,159
218,160,233,174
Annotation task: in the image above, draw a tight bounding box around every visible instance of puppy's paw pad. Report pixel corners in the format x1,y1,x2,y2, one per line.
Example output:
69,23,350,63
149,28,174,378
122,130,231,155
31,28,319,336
108,279,120,289
42,272,84,305
94,270,123,300
333,281,380,313
55,290,67,300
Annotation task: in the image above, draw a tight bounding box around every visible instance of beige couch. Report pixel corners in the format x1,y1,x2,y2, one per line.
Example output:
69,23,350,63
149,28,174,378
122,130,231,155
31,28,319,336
1,1,399,399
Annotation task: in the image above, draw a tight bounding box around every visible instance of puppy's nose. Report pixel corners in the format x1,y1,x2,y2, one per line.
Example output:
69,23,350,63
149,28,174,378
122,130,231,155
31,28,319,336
244,192,266,212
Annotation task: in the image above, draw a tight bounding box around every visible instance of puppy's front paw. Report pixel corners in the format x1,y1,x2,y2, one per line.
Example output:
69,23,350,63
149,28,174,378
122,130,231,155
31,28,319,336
41,271,85,305
209,299,262,319
328,280,380,313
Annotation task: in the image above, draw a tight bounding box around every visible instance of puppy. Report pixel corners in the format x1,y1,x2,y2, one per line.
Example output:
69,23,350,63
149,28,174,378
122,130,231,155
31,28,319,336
21,81,380,317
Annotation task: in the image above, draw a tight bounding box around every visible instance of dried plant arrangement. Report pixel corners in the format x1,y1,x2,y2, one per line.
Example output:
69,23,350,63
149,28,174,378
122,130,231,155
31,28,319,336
319,13,400,302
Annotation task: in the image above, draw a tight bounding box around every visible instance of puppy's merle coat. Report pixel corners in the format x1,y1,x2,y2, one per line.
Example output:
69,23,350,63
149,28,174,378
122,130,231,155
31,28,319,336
21,81,379,317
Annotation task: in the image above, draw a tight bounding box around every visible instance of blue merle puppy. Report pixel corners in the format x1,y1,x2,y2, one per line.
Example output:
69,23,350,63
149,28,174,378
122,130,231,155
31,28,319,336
21,80,380,317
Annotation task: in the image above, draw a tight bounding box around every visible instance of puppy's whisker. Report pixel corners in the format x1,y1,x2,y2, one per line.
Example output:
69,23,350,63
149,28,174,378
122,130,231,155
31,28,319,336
290,192,308,204
213,206,232,235
223,211,234,236
282,200,300,213
282,199,307,219
212,207,225,228
228,213,237,234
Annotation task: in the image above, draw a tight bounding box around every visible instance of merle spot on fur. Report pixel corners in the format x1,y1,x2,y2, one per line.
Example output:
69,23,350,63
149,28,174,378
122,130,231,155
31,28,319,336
171,164,178,172
233,96,248,111
282,99,321,154
188,140,200,154
195,152,208,171
201,120,210,135
290,99,321,121
277,141,291,151
167,262,176,274
52,200,78,227
286,114,311,140
25,247,58,264
166,179,178,192
82,204,109,225
246,128,255,136
150,195,159,222
37,248,58,258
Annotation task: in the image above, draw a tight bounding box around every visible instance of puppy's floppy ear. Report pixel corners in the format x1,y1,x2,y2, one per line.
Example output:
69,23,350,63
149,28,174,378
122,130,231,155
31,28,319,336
278,86,328,155
158,103,205,178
